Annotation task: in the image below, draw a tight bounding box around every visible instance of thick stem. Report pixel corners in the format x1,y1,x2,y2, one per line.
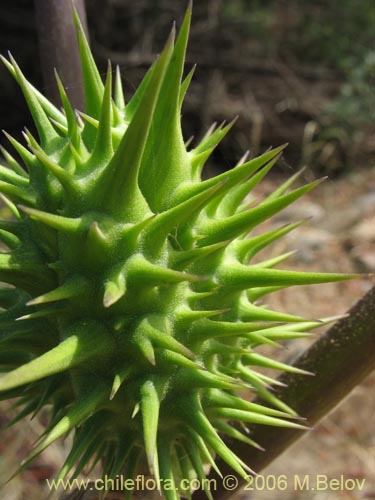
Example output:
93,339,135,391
34,0,88,110
193,285,375,500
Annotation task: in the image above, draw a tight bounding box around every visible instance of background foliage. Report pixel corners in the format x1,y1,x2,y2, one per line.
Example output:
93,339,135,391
0,0,374,174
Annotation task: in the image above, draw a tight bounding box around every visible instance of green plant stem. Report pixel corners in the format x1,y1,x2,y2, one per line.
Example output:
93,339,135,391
34,0,88,109
193,284,375,500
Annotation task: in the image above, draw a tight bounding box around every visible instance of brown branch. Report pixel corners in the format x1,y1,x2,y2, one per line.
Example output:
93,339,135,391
34,0,88,110
193,284,375,500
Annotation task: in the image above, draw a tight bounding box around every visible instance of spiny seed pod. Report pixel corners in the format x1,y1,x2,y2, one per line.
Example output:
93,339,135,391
0,5,354,499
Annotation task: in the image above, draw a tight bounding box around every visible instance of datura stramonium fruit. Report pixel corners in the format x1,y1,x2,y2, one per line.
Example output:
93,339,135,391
0,5,354,499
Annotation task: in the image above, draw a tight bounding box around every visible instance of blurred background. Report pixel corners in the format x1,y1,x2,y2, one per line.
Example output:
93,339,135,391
0,1,374,499
0,0,374,174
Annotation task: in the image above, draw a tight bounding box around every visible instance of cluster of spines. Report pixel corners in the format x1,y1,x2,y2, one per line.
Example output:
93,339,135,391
0,4,356,500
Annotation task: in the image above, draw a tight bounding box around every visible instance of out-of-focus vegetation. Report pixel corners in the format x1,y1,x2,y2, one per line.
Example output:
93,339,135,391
222,0,374,64
223,0,375,122
0,0,374,174
215,0,375,172
322,51,375,131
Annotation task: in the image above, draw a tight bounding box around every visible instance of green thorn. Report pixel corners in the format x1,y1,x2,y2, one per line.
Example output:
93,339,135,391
235,220,305,262
242,352,314,375
265,166,307,201
211,407,309,430
0,229,20,249
146,318,195,360
95,27,175,219
114,64,125,111
137,335,156,366
176,368,239,391
158,438,179,500
0,145,28,178
179,64,196,108
185,437,215,500
27,276,89,306
0,164,29,188
132,402,140,418
210,153,279,217
2,130,35,171
215,421,265,451
199,177,323,245
189,407,252,479
19,205,84,232
1,54,66,126
73,7,104,119
143,180,226,253
189,429,223,478
29,146,76,192
141,380,161,478
3,53,59,146
0,321,112,391
103,267,126,308
238,298,307,323
206,390,292,418
57,418,101,480
21,385,108,472
173,144,287,206
54,69,81,148
0,180,35,206
110,367,133,400
217,263,359,289
126,254,203,286
91,62,114,162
